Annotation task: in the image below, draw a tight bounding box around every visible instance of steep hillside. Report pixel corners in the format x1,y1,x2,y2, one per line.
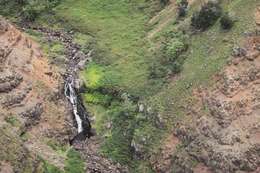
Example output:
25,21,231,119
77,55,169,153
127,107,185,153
0,16,68,172
0,0,260,173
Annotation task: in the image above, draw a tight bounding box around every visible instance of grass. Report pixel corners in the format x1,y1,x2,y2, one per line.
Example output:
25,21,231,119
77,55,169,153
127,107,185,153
64,149,85,173
42,148,85,173
83,92,112,105
4,115,19,126
0,128,35,173
43,161,63,173
46,139,68,154
81,63,106,90
54,0,163,96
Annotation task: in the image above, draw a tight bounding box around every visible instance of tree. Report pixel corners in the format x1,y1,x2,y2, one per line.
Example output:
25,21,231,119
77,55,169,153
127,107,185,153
191,1,222,30
160,0,169,6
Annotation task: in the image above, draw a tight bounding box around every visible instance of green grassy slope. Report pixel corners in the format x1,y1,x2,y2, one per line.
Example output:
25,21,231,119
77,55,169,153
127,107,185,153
50,0,258,171
0,0,258,172
54,0,163,96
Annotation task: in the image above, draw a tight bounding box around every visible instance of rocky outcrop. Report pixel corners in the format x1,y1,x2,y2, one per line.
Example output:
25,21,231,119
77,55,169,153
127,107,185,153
0,71,23,93
20,103,43,129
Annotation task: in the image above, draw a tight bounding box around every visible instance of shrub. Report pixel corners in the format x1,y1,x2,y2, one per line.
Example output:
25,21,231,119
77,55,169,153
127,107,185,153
220,13,234,30
191,1,222,30
21,0,60,21
149,62,168,79
160,0,169,6
6,0,60,21
163,39,186,62
177,0,188,17
168,60,183,74
149,31,188,78
21,4,41,22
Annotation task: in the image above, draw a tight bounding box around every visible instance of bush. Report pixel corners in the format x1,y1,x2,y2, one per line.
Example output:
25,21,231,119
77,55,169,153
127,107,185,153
0,0,61,21
220,13,234,30
149,31,187,78
21,4,40,22
177,0,188,17
21,0,60,21
160,0,169,6
191,1,222,30
163,39,186,62
149,62,168,79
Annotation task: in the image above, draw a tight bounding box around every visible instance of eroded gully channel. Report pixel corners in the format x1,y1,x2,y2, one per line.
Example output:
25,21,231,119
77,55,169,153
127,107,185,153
30,27,93,143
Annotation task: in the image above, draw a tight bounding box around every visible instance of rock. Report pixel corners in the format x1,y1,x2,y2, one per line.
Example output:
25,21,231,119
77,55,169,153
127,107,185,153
138,103,145,112
246,50,260,61
131,139,145,159
255,7,260,25
2,86,31,107
20,103,43,128
0,71,23,93
44,71,53,76
0,17,9,34
232,46,247,57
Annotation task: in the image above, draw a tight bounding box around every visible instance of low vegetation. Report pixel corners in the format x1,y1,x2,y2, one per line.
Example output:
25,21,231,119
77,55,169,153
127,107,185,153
64,149,85,173
177,0,188,17
0,0,60,21
150,31,188,78
42,149,85,173
220,13,234,30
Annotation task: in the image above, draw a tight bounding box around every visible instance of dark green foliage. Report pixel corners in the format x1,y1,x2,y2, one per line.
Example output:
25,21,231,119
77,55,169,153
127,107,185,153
191,1,222,30
0,0,60,21
149,31,188,79
4,115,18,126
43,161,63,173
220,13,234,30
160,0,169,6
21,0,60,21
149,62,168,79
177,0,188,17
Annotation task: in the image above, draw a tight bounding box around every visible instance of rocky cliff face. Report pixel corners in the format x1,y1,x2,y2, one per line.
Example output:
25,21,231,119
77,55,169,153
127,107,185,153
0,17,127,173
0,17,71,171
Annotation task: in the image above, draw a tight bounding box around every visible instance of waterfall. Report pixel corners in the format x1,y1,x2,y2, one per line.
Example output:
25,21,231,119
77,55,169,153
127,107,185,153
64,76,83,133
28,26,93,141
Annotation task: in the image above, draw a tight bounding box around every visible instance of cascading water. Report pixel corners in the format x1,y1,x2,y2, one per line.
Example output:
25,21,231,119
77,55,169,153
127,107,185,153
64,53,93,142
64,76,83,133
64,73,92,142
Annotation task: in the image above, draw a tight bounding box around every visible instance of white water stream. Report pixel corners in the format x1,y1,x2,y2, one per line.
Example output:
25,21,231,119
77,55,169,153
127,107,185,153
64,77,83,133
